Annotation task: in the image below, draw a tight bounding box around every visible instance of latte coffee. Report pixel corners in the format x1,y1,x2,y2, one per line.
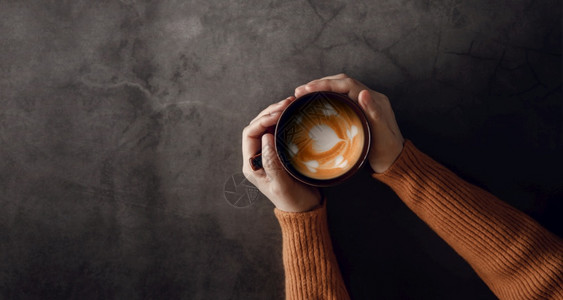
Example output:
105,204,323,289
276,92,370,184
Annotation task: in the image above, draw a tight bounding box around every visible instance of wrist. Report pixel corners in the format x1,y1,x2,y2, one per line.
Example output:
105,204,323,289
371,139,410,176
276,189,322,213
370,140,405,173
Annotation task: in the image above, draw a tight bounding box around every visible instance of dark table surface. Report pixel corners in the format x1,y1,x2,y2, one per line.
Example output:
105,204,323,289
1,1,561,299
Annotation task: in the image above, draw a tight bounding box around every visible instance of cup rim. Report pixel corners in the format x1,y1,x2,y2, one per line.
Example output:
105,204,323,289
274,91,371,187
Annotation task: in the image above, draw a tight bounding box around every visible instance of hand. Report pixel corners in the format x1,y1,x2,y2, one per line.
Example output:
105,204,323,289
242,97,322,212
295,74,405,173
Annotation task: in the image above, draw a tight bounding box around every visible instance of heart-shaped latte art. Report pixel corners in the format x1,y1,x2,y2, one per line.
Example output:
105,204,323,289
309,124,342,152
282,97,365,180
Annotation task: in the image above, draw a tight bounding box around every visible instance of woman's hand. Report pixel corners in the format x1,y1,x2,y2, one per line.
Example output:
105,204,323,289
295,74,405,173
242,97,321,212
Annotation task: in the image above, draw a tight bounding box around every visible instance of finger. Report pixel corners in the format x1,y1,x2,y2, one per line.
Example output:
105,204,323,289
242,111,282,170
244,111,281,138
359,90,374,119
359,90,383,123
249,96,294,125
304,74,349,87
261,133,289,182
359,89,399,142
295,78,366,100
319,73,349,80
294,73,349,92
360,89,402,132
249,96,292,125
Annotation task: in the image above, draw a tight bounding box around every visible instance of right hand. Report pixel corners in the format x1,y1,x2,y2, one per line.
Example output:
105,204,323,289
294,74,405,173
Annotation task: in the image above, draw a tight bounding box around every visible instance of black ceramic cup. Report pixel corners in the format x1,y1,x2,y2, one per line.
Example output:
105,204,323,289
250,91,371,187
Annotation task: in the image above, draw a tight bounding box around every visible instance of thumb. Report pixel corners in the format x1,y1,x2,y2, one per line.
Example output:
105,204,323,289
358,90,382,124
359,89,402,138
261,133,289,182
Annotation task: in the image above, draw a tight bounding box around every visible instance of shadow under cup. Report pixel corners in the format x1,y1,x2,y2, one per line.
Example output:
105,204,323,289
275,92,371,187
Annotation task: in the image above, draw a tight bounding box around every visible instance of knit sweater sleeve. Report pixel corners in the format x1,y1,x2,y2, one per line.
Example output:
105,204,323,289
373,140,563,299
274,202,350,300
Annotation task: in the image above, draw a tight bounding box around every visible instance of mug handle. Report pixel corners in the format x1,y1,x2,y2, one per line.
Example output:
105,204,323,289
249,152,263,171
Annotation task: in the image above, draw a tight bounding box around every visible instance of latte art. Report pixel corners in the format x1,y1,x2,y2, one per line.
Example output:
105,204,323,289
281,97,365,180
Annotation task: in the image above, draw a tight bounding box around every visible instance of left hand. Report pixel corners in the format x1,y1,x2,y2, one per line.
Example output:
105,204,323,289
241,97,322,212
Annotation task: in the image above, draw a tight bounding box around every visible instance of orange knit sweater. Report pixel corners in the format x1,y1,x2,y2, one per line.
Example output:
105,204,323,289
274,140,563,299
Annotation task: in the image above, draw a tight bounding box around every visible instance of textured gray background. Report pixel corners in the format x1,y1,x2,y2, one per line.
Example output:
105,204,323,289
0,0,561,299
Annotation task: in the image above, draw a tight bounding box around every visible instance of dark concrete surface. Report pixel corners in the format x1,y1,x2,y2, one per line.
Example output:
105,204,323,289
0,0,561,299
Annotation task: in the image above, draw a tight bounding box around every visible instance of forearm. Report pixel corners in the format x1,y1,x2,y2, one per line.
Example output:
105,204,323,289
275,202,350,300
374,140,563,299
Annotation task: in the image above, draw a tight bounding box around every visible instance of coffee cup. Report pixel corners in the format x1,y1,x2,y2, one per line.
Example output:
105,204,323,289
250,91,371,187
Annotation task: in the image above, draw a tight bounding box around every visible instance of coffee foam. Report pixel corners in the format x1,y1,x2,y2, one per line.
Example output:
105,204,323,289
281,97,365,180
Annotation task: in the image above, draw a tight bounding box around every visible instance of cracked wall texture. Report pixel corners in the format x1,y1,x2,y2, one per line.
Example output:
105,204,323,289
0,0,561,299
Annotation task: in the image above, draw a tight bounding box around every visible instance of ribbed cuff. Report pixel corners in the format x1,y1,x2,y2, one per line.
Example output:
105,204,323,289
371,139,422,183
371,139,459,213
274,199,327,225
274,201,349,299
370,139,563,299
